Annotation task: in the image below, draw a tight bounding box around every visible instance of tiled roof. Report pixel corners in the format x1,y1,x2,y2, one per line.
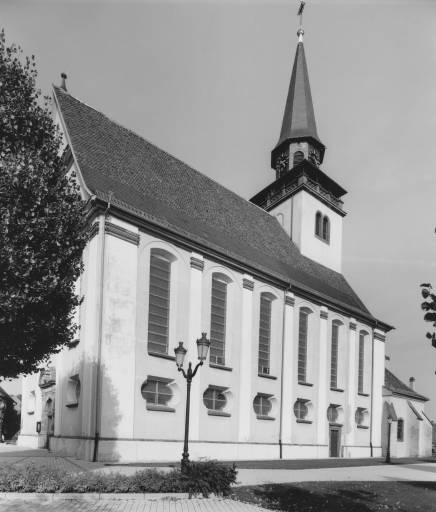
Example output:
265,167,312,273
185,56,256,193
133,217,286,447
53,86,380,324
275,42,323,150
385,369,428,402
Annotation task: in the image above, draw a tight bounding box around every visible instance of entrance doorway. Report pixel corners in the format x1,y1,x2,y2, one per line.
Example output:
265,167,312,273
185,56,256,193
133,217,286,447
329,426,341,457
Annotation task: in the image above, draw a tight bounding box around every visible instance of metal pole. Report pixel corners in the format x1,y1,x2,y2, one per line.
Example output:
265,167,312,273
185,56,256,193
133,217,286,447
181,363,192,471
386,421,391,464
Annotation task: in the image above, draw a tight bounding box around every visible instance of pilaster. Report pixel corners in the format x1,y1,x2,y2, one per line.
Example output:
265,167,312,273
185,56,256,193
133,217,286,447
187,253,204,440
238,274,255,441
371,329,386,455
316,306,328,445
345,319,357,449
280,292,295,444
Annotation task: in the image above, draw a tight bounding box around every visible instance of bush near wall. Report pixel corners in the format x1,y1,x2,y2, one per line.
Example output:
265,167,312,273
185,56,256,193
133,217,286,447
0,460,237,497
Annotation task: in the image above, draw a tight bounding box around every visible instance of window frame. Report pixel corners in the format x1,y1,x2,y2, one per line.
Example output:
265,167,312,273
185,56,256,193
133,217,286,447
203,386,231,417
294,398,311,423
141,376,175,412
358,331,368,394
147,249,175,357
209,273,231,367
397,418,404,442
298,307,312,384
253,393,274,420
258,293,274,375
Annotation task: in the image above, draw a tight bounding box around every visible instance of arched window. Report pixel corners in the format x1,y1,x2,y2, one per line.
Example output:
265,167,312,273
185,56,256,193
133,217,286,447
322,216,330,242
397,419,404,441
298,308,311,383
258,293,273,375
330,321,340,389
293,150,304,166
315,211,322,237
203,387,230,417
210,274,229,365
147,249,174,355
358,331,368,394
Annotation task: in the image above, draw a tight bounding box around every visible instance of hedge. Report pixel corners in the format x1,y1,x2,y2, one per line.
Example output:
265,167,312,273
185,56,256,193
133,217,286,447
0,460,237,497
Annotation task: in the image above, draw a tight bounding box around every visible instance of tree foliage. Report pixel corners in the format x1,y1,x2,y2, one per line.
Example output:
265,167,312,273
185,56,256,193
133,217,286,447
0,30,87,379
420,283,436,349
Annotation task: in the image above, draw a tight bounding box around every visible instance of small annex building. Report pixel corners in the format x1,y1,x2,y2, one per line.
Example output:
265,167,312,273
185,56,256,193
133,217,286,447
18,23,394,462
382,370,432,458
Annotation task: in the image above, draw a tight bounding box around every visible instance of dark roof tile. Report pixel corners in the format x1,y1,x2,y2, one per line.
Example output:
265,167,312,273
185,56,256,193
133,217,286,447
54,86,377,323
385,369,428,402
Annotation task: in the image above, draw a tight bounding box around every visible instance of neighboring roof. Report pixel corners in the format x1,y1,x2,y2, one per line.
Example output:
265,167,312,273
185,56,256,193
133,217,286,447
386,402,398,421
0,386,16,405
385,369,429,402
275,42,323,150
53,86,382,325
408,401,424,421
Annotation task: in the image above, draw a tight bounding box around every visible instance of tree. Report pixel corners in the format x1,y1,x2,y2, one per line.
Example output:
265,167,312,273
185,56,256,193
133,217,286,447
0,30,88,379
420,283,436,350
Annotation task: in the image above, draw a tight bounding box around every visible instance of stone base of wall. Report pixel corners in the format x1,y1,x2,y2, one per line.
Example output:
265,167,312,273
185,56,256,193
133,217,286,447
17,434,40,449
48,437,377,463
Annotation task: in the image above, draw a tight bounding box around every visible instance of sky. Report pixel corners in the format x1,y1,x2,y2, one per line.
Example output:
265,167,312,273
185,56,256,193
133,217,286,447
2,0,436,418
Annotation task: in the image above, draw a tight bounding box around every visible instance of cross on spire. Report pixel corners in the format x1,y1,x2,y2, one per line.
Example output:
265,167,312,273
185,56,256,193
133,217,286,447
297,1,305,42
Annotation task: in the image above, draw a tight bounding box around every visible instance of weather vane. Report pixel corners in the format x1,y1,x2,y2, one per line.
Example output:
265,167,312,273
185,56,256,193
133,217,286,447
297,1,306,42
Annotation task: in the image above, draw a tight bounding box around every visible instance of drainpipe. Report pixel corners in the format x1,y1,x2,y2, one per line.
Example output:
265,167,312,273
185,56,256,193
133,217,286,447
369,328,375,457
92,192,113,462
278,287,290,459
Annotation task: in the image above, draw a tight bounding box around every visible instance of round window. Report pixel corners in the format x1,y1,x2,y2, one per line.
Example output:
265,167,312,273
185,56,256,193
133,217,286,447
327,405,339,423
293,399,308,420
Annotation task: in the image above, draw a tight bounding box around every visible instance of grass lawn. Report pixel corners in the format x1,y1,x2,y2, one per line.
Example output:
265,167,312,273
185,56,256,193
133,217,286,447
231,481,436,512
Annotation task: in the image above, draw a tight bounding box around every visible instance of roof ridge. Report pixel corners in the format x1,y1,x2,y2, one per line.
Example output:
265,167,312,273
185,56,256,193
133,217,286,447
53,87,280,224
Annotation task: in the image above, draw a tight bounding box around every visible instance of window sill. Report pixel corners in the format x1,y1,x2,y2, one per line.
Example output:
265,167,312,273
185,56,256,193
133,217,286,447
329,422,343,427
296,419,312,424
258,373,277,380
27,411,35,415
357,425,369,429
68,340,80,349
148,351,176,362
209,363,232,372
315,233,330,245
207,410,231,418
66,402,78,408
358,392,370,397
146,404,175,413
256,415,275,421
330,387,344,393
298,381,314,387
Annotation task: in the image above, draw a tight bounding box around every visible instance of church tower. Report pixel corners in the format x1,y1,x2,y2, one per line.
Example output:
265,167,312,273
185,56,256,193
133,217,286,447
251,13,346,273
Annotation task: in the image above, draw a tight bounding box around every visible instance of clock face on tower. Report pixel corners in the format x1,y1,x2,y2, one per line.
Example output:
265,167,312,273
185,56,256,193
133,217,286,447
275,150,289,176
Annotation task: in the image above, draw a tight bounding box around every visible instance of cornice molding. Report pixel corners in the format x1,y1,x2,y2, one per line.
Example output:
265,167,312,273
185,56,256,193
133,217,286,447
374,331,386,342
88,222,99,241
190,256,204,271
285,295,295,306
243,278,254,291
105,222,140,245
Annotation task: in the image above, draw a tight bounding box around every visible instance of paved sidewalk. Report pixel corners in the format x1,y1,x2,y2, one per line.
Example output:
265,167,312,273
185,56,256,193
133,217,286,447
0,496,268,512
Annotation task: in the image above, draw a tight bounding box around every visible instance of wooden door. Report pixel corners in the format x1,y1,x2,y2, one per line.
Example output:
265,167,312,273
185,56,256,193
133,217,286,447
329,427,341,457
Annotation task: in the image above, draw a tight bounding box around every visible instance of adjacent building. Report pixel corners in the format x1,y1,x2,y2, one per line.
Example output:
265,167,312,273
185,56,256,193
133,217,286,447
18,25,394,462
383,371,432,458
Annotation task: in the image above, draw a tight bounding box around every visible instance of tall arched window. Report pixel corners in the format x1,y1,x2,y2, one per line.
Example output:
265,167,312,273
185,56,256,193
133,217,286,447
315,212,322,237
298,308,311,383
315,212,330,243
147,249,173,355
330,321,341,389
358,331,368,394
322,216,330,242
397,419,404,441
258,293,273,375
210,274,229,365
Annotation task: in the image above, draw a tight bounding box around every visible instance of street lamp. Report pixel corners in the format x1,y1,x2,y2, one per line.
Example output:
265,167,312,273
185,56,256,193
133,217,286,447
0,398,7,444
386,417,393,464
174,333,210,471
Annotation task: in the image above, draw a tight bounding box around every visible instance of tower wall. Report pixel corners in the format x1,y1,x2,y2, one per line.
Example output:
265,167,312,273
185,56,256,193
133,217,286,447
270,190,343,273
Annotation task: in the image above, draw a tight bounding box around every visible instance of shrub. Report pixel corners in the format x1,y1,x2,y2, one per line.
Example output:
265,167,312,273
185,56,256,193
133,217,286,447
0,460,237,496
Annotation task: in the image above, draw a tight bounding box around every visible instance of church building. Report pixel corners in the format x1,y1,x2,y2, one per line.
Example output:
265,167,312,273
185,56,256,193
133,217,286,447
18,21,393,462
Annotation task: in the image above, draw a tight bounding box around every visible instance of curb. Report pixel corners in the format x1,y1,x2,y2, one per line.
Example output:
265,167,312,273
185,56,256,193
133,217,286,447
0,492,192,501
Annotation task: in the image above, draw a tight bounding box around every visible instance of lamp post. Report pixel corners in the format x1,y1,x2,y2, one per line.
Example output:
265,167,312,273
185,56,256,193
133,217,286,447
174,333,210,472
386,417,392,464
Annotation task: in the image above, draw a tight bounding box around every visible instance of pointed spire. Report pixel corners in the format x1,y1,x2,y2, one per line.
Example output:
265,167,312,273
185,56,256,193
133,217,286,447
276,38,322,150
